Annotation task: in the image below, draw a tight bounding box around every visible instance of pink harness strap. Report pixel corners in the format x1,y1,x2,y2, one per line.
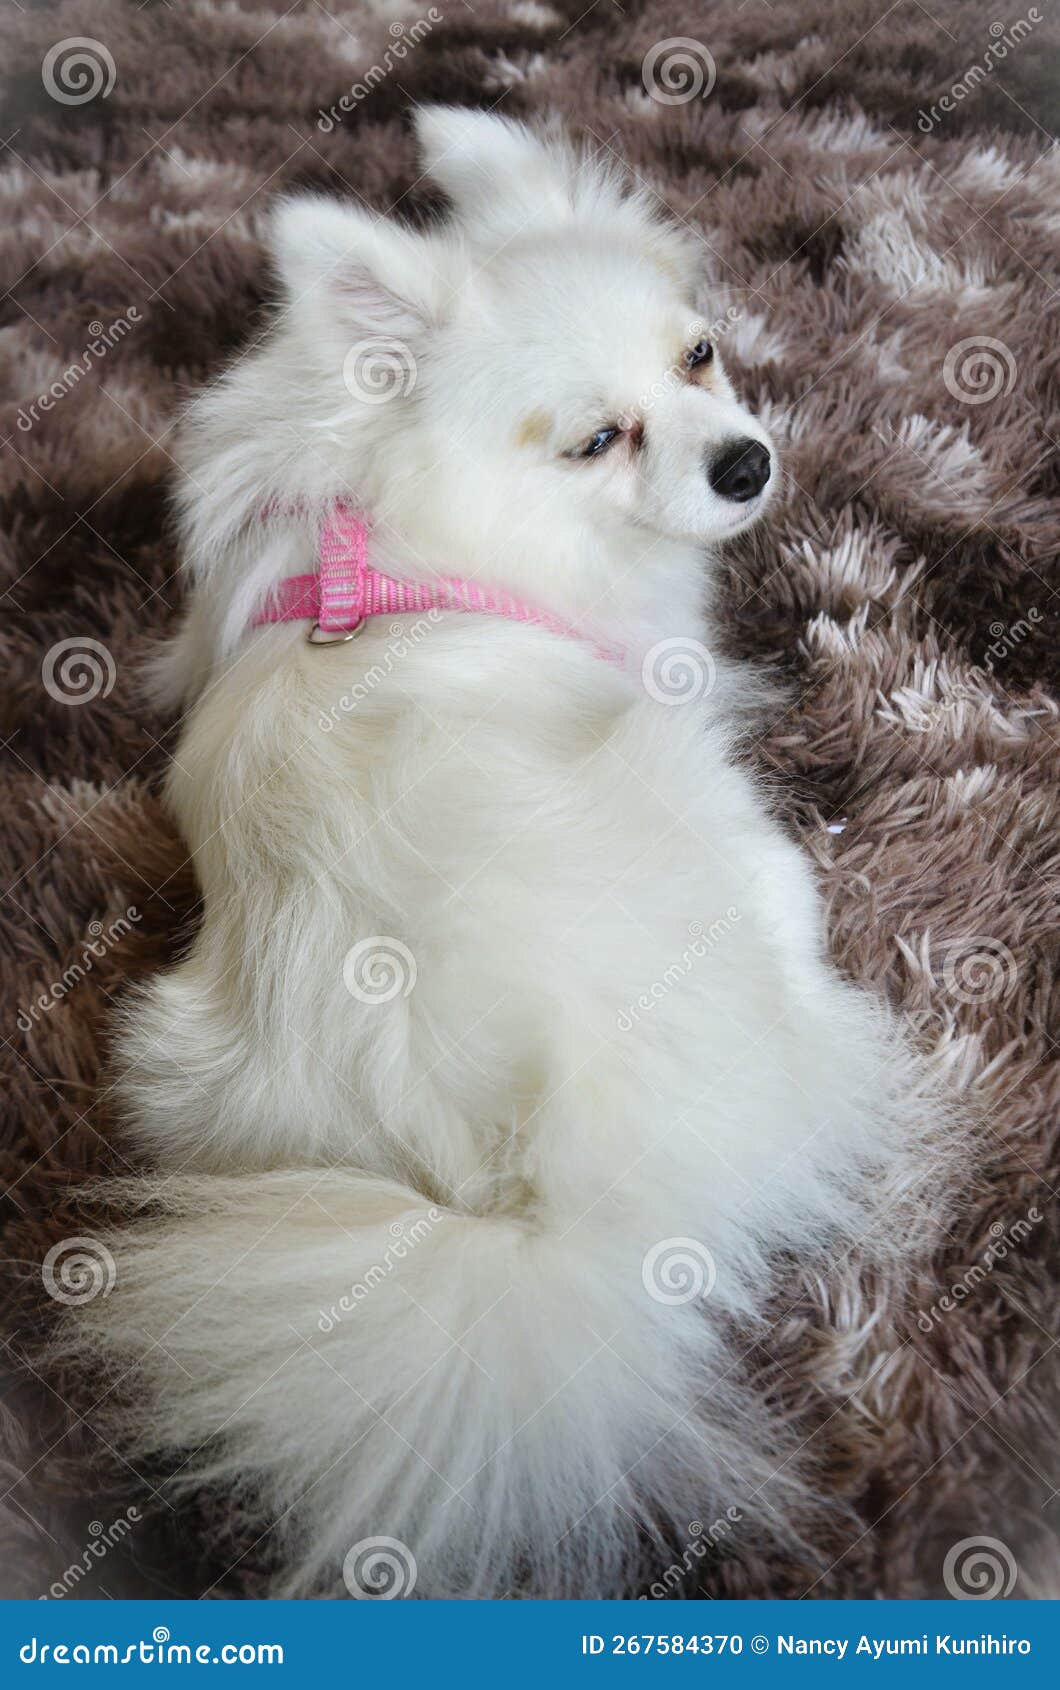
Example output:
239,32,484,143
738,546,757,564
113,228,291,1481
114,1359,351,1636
253,504,623,665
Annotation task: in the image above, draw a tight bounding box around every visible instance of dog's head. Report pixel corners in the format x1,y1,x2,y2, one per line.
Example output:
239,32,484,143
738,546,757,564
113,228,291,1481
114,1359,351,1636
271,108,774,573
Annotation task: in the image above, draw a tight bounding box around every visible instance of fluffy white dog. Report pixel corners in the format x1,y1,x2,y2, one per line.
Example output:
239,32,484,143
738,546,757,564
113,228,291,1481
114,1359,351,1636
62,108,948,1599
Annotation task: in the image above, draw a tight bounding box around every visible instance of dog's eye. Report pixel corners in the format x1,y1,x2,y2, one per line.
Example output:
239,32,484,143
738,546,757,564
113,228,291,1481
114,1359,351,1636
686,340,713,369
580,427,620,458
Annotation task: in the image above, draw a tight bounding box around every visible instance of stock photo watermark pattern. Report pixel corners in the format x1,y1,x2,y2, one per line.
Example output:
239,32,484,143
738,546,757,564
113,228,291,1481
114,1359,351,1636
641,39,717,105
15,310,142,433
617,912,741,1031
942,1537,1019,1601
641,1510,745,1599
342,1537,419,1600
915,1205,1043,1332
41,638,116,706
942,336,1018,405
41,1238,117,1308
317,1209,442,1333
915,11,1044,132
40,1507,142,1602
940,935,1018,1004
642,1239,717,1306
317,12,444,132
343,337,418,405
16,906,140,1032
342,937,418,1004
318,614,442,730
641,638,718,705
1,0,1057,1618
41,38,116,106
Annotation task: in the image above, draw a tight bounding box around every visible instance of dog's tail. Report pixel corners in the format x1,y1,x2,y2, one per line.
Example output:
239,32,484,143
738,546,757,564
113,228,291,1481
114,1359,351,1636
50,1167,789,1598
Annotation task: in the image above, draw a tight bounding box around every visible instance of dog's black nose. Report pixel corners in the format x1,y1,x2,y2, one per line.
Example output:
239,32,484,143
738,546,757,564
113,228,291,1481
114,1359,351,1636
708,438,771,503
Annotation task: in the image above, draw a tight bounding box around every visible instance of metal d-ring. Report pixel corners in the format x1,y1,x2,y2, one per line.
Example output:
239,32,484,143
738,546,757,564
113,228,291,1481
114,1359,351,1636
307,618,365,645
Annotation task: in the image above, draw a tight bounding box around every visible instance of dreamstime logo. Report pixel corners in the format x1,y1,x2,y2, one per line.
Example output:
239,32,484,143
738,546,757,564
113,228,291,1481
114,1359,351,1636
617,910,740,1031
642,1238,716,1305
41,1237,116,1306
318,11,443,130
882,606,1043,735
317,1208,442,1332
941,936,1017,1004
342,1536,418,1599
914,1204,1042,1332
624,313,744,420
342,937,417,1004
342,338,417,405
42,1506,142,1600
16,905,141,1033
641,38,716,104
943,1536,1018,1599
42,38,116,105
942,336,1017,405
898,681,979,734
641,1509,744,1598
42,638,116,706
983,609,1041,669
16,309,142,433
19,1632,283,1664
642,637,717,705
916,12,1042,133
318,613,442,731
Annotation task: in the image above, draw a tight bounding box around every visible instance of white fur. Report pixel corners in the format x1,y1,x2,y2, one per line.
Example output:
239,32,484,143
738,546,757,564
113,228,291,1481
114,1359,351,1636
61,110,951,1599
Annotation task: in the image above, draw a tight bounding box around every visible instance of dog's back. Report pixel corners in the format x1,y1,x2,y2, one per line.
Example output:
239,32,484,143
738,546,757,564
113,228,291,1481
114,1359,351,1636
53,108,956,1599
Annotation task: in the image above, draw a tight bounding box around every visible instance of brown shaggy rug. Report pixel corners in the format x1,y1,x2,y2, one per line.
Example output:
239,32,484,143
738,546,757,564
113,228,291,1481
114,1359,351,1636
2,0,1058,1601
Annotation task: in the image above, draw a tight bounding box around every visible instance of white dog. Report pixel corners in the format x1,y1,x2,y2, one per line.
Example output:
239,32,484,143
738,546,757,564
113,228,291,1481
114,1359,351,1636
62,108,947,1599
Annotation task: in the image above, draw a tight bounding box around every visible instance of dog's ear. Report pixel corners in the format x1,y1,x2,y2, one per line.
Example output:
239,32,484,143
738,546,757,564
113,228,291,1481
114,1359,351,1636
414,106,574,244
270,196,440,340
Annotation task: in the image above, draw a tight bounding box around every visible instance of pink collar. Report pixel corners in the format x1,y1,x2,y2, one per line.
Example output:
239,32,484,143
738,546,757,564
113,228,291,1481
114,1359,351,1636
253,504,623,664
